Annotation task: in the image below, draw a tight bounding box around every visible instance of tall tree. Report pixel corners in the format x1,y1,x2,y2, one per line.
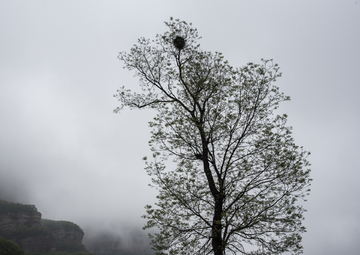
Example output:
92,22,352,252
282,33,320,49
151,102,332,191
114,18,311,255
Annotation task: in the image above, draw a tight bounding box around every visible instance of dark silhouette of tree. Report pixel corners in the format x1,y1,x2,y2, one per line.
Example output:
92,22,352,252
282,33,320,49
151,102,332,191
0,237,24,255
114,18,311,255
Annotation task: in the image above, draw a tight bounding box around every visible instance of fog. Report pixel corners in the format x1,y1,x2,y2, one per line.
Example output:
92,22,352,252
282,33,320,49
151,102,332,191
1,1,360,254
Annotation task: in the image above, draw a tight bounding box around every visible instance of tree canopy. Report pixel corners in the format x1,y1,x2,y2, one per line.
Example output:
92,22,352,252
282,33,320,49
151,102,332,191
0,236,24,255
115,18,311,255
0,199,38,214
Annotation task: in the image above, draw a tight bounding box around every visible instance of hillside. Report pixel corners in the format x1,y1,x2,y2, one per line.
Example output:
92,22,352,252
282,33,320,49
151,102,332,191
0,199,92,254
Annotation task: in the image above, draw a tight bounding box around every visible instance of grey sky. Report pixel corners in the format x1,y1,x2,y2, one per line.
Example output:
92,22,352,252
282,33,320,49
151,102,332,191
0,0,359,254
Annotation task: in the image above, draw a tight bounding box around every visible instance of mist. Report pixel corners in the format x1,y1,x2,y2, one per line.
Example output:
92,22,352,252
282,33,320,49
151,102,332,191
1,1,360,254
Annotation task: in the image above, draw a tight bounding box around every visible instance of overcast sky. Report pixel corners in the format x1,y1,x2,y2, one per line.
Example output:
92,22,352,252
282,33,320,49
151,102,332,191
0,0,359,254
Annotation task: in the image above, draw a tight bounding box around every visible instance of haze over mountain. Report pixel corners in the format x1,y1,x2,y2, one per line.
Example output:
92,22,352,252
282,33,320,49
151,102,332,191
1,1,359,255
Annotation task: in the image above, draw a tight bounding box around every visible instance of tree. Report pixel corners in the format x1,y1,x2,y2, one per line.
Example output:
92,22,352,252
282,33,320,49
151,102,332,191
0,236,24,255
114,18,311,255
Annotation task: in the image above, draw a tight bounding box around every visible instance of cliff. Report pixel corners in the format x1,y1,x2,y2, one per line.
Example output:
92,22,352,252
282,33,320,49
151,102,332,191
0,199,89,254
41,218,88,253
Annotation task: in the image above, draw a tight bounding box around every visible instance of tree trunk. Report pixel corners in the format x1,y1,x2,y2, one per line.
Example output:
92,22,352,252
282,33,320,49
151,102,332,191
198,124,224,254
212,195,224,255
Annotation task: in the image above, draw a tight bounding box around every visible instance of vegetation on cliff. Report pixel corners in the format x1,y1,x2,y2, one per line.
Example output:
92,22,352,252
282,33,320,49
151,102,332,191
41,219,83,233
0,236,25,255
0,199,37,214
41,219,88,253
0,199,90,254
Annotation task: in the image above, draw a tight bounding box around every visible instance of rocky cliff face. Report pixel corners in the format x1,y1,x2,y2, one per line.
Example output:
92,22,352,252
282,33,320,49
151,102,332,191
0,199,88,253
41,218,88,253
16,234,56,253
0,211,41,231
0,211,56,253
52,228,84,243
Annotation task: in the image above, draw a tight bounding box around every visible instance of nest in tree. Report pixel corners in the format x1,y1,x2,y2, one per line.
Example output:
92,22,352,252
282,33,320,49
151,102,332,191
195,153,203,160
173,36,186,50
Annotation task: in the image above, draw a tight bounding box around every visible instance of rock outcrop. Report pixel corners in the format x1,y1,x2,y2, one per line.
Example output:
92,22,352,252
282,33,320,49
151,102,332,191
0,211,41,230
41,218,88,253
0,199,88,254
15,234,56,253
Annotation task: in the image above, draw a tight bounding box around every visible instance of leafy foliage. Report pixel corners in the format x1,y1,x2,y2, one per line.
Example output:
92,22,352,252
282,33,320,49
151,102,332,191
41,219,84,234
0,199,38,214
0,236,25,255
115,18,311,255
